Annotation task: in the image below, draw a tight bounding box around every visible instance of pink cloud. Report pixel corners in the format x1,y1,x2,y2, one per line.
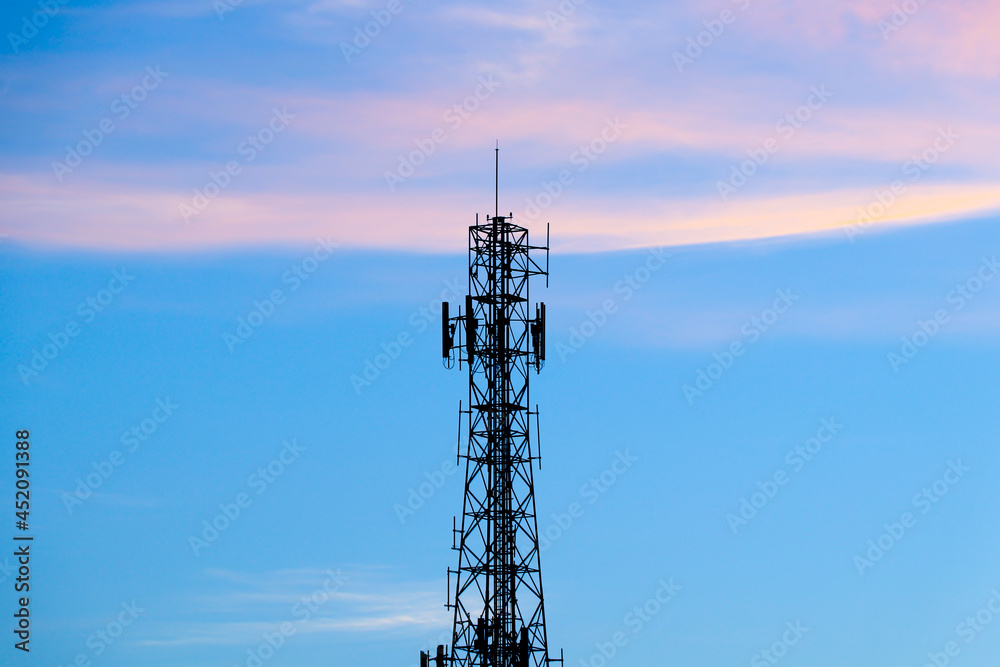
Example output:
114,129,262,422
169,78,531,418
6,1,998,253
3,171,998,252
729,0,1000,77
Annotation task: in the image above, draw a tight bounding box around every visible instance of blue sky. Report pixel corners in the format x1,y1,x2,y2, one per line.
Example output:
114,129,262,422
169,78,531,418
4,217,1000,666
3,1,1000,665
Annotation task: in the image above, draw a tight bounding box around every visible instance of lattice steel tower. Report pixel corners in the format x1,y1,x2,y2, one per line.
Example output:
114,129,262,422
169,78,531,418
423,149,561,667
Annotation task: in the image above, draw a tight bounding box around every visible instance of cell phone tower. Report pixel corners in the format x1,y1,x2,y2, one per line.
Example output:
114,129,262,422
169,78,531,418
422,147,561,667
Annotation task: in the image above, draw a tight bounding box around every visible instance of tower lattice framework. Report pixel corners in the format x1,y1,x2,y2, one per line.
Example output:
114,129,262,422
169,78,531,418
427,154,559,667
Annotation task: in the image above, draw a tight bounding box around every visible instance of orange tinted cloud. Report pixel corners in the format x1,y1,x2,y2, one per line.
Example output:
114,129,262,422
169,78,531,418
3,172,998,252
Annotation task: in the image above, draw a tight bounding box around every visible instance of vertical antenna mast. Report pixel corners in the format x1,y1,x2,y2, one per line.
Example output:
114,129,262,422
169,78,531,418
430,148,558,667
495,140,499,220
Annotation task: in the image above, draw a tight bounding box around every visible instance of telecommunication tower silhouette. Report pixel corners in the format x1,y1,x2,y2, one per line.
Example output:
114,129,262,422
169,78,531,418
422,147,561,667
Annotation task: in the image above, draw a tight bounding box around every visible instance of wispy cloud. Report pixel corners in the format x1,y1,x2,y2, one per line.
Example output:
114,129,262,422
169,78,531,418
2,1,998,252
731,0,1000,78
4,169,998,252
134,567,449,649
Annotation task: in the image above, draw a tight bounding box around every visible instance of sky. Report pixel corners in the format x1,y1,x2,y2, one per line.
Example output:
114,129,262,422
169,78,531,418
2,1,1000,666
1,0,999,251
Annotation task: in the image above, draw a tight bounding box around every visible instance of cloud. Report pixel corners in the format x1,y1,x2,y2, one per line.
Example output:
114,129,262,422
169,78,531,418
708,0,1000,78
3,168,998,253
442,6,552,33
135,567,449,648
4,0,999,253
882,1,1000,78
